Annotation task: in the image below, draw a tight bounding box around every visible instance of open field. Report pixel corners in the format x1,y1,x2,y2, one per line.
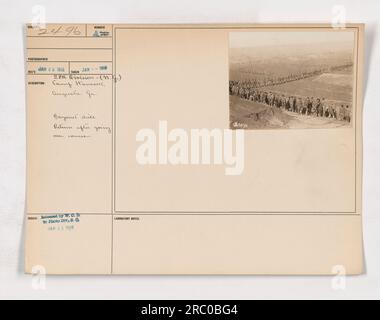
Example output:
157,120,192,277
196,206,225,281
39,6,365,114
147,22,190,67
229,43,354,81
264,70,353,104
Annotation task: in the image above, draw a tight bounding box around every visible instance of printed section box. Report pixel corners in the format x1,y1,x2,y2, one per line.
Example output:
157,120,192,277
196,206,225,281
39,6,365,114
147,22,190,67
70,62,112,75
25,214,112,274
27,24,86,37
86,24,113,38
27,49,112,62
27,62,69,75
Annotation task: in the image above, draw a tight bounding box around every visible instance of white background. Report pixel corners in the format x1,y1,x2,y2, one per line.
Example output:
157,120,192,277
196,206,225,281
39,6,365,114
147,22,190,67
0,0,379,300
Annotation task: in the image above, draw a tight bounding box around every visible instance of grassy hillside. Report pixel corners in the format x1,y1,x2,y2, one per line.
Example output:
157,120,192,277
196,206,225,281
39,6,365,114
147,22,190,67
264,72,353,104
229,95,350,129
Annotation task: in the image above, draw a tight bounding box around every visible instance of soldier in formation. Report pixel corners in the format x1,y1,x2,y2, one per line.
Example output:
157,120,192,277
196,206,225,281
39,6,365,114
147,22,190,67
229,81,351,122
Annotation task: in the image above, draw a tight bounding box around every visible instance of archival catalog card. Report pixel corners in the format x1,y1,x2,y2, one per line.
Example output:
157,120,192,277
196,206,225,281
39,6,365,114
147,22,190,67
25,24,364,275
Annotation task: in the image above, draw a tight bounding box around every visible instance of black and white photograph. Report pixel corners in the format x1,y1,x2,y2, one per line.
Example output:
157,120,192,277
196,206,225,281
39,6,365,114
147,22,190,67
229,30,356,129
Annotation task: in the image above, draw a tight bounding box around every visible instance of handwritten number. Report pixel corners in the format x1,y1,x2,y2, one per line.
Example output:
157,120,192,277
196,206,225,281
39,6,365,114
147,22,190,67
36,25,82,36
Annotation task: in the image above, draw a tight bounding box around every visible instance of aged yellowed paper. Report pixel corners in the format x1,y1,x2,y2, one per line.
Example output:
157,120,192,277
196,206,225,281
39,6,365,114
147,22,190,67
25,24,364,275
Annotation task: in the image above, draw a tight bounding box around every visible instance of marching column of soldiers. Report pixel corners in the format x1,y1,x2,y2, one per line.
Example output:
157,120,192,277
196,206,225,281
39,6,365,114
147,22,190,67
233,69,325,89
229,81,352,123
232,63,353,90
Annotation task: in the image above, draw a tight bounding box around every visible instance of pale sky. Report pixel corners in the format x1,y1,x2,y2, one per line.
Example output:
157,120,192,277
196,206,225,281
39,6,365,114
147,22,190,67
229,30,355,48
